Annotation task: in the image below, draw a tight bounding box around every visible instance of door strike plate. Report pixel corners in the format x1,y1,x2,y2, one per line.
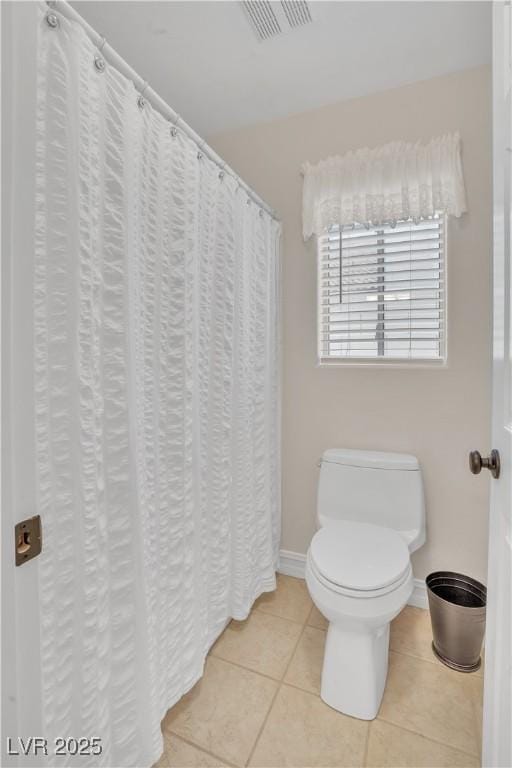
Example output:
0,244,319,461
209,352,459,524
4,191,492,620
15,515,42,566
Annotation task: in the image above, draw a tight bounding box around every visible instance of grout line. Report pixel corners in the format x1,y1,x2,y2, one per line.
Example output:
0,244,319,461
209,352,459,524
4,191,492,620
362,720,371,767
275,678,323,697
248,606,312,628
207,654,284,684
375,716,480,759
244,679,282,768
244,620,309,767
163,731,237,767
469,677,484,761
282,623,310,678
279,678,377,726
210,592,314,685
389,645,485,684
389,646,448,670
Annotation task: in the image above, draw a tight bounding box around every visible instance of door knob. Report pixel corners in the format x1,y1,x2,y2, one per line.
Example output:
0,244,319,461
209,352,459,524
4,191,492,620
469,449,501,479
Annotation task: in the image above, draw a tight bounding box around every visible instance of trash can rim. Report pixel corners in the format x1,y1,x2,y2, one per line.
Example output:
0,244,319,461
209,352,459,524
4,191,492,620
426,570,486,609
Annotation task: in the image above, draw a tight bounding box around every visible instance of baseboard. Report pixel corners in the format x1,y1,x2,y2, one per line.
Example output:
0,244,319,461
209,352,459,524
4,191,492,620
278,549,307,580
278,548,428,610
408,577,428,610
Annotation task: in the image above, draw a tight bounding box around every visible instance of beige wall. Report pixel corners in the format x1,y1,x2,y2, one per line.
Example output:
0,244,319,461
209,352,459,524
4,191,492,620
211,66,492,583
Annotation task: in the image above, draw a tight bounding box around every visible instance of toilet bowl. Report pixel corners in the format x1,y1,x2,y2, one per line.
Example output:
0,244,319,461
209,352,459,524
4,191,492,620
306,449,425,721
306,520,413,720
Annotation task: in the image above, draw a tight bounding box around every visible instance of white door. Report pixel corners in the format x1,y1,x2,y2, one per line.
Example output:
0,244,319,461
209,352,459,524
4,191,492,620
482,4,512,767
1,3,44,764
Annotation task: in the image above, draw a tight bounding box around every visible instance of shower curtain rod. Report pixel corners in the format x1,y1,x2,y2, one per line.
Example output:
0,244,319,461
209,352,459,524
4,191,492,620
47,1,279,221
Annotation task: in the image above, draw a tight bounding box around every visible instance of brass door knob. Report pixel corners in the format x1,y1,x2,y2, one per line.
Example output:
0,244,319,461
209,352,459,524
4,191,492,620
469,449,501,479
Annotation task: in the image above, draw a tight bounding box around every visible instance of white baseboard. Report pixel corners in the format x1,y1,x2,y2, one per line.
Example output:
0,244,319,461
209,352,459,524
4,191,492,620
278,548,428,610
278,549,308,580
408,578,428,610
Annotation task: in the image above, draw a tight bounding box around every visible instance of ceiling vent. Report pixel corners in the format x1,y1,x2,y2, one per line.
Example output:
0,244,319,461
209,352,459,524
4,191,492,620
241,1,313,42
281,0,312,29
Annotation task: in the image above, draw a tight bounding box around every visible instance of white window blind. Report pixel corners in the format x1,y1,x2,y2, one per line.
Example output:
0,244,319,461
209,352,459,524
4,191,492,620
318,216,446,363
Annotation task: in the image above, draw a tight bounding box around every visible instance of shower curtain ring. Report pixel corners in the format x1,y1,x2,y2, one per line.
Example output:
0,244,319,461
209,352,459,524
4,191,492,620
218,162,226,180
137,81,148,110
170,115,180,137
94,36,107,72
45,10,60,28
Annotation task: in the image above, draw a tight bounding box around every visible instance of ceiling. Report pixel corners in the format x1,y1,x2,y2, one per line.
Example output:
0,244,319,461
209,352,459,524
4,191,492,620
71,1,491,138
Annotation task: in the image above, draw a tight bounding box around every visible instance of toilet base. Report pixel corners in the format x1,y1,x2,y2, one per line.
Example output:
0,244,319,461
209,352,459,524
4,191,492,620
320,621,390,720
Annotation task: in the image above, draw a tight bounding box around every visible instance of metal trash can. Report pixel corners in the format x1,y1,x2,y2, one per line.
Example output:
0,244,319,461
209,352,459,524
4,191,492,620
426,571,486,672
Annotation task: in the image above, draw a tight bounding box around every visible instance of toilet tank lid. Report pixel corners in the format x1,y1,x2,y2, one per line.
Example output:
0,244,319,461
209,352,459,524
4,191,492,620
322,448,419,471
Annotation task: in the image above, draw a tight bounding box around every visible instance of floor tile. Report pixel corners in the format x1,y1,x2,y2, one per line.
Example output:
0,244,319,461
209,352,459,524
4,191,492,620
249,684,368,767
379,651,479,756
469,674,484,755
367,720,479,767
284,625,325,694
155,733,231,767
164,657,277,767
307,604,328,630
254,574,312,624
210,611,303,679
390,606,436,663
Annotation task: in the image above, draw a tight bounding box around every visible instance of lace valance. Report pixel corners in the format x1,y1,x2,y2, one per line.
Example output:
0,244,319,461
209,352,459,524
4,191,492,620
302,132,467,240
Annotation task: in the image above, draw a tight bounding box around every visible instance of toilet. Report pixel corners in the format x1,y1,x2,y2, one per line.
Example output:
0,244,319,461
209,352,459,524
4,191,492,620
305,448,426,721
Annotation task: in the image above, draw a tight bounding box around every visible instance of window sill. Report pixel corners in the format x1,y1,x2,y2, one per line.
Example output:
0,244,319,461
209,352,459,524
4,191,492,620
317,357,448,370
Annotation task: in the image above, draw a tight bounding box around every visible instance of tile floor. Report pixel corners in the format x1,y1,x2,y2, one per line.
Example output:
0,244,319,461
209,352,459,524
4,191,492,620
158,575,483,768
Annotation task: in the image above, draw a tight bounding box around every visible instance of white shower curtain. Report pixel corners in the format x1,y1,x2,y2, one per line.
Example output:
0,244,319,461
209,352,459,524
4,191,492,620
33,4,280,766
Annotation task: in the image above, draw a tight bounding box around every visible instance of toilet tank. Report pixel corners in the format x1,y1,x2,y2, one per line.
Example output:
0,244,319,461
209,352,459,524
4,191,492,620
317,448,426,553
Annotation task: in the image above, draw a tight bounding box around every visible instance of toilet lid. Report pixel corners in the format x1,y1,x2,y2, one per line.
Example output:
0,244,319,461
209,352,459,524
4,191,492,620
309,521,410,592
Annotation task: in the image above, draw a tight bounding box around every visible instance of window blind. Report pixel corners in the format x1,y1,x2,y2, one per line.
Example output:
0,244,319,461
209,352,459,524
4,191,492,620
318,216,446,362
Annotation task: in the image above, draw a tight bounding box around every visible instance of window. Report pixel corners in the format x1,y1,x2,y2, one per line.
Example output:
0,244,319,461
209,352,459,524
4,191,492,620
318,216,446,363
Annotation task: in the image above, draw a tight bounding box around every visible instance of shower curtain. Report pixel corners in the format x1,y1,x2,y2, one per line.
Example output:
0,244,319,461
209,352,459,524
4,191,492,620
33,4,280,766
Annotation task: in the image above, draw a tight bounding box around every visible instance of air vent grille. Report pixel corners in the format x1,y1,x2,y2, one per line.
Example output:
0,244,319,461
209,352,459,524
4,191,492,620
281,0,312,28
242,1,281,41
241,0,313,41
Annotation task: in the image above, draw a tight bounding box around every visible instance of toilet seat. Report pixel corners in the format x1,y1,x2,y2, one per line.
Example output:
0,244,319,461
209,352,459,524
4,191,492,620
308,552,412,599
309,520,411,598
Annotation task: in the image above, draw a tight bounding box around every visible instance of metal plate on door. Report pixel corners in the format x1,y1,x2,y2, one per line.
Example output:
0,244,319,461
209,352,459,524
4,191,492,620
15,515,42,566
